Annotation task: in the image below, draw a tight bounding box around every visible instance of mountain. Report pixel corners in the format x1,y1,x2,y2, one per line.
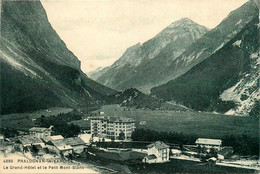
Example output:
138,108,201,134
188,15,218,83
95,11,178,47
156,0,259,84
0,1,115,115
90,18,208,93
105,88,189,111
151,0,259,115
219,43,259,116
88,66,109,80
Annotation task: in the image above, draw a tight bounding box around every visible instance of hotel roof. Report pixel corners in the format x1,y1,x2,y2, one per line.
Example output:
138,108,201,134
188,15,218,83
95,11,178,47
90,116,135,123
113,117,135,123
195,138,222,146
29,127,51,132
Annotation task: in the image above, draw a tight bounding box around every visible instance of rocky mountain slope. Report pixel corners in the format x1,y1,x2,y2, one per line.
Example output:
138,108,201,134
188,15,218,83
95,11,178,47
151,0,259,115
160,0,259,81
105,88,189,111
220,49,259,116
88,67,108,80
0,1,115,114
90,18,208,93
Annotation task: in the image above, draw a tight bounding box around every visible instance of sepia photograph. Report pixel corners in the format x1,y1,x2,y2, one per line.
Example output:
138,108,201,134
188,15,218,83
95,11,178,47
0,0,259,173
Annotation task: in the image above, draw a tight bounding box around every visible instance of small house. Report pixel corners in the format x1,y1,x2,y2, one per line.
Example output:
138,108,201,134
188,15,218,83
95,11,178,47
50,135,64,140
15,136,44,152
0,134,4,144
45,139,73,156
139,121,146,125
207,157,217,166
143,141,170,163
78,133,92,145
31,144,46,158
0,146,5,155
63,137,86,154
42,135,64,143
2,142,14,153
171,149,182,156
143,154,157,163
217,147,234,160
195,138,222,151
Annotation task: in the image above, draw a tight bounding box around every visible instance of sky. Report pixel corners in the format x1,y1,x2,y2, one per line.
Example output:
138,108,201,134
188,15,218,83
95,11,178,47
41,0,248,73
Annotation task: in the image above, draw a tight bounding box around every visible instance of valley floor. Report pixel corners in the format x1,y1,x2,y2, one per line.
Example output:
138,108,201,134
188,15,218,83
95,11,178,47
1,104,258,139
0,105,259,174
0,107,73,130
92,105,259,139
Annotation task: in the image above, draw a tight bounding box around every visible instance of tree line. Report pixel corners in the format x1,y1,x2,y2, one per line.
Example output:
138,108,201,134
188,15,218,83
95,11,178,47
35,113,81,138
131,128,259,156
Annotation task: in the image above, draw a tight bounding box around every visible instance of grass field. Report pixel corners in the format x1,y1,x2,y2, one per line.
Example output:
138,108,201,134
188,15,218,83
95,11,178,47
1,104,258,140
0,107,73,130
96,105,259,139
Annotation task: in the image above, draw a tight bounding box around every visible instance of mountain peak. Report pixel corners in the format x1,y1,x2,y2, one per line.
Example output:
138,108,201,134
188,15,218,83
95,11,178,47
176,17,194,23
156,18,208,38
168,18,198,28
94,16,208,91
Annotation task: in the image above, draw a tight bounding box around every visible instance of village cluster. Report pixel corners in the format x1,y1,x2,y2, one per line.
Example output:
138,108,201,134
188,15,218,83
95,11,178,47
0,114,257,170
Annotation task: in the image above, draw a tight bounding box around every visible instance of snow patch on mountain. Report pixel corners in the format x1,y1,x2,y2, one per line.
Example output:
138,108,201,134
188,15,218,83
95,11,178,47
236,19,243,25
257,22,260,29
147,39,170,59
232,40,242,47
186,50,205,63
213,43,225,54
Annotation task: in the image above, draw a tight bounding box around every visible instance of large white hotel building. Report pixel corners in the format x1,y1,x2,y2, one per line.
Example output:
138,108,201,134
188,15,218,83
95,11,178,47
90,116,136,140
